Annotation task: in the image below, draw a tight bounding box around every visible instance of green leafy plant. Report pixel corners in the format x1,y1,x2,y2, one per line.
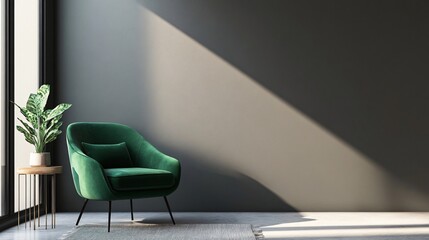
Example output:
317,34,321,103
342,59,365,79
12,84,72,153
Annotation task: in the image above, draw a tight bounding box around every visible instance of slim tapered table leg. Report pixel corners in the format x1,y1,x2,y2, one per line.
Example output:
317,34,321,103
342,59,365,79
18,175,20,228
29,175,31,228
52,174,56,228
38,175,40,227
54,174,56,228
33,174,36,230
51,175,53,228
25,175,27,229
45,175,47,229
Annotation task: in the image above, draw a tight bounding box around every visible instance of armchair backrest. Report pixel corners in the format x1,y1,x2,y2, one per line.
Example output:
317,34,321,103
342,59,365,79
66,122,146,166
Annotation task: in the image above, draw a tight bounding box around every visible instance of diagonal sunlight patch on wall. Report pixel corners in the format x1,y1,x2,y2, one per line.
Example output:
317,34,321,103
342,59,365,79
138,7,429,211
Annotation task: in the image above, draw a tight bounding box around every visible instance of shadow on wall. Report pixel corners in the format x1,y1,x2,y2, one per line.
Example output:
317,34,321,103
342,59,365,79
137,0,429,198
169,152,296,212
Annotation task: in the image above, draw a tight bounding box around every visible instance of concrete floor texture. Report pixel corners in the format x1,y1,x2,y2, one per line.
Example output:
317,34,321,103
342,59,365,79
0,212,428,240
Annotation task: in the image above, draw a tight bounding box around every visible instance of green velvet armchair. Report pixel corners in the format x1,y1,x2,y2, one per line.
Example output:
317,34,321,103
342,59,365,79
66,122,181,232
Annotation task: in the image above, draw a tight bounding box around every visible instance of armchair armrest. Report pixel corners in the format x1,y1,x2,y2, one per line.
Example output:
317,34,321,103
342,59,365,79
155,153,181,182
68,146,114,200
134,141,181,187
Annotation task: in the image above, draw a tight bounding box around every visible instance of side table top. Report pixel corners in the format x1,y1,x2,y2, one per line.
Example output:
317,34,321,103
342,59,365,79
17,166,63,175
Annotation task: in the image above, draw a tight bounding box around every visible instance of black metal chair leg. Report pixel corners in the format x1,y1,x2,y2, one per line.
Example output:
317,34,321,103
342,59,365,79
130,199,134,221
108,201,112,232
76,199,89,226
163,196,175,225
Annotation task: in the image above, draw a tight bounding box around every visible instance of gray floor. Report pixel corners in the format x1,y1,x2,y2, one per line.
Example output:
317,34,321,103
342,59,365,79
1,212,429,239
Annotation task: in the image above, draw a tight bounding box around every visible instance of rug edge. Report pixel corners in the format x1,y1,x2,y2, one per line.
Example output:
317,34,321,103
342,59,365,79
58,224,265,240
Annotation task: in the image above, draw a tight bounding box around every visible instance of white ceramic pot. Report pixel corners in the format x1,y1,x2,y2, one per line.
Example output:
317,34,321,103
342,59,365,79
30,152,51,166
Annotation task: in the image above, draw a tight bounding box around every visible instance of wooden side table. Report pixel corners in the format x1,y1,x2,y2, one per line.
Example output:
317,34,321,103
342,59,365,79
17,166,62,230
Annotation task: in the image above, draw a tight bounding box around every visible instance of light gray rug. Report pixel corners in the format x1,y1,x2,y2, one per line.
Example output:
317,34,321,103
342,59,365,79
59,223,263,240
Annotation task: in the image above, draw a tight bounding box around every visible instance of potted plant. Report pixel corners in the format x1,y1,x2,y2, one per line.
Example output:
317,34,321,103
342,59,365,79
13,84,72,166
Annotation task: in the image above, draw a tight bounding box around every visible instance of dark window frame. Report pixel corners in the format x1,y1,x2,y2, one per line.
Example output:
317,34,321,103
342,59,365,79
0,0,49,231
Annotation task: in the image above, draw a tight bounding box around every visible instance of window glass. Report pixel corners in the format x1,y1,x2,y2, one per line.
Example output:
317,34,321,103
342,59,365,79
0,0,6,217
14,0,40,212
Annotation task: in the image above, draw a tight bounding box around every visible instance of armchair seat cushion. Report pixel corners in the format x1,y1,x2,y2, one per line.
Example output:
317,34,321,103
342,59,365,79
104,168,175,191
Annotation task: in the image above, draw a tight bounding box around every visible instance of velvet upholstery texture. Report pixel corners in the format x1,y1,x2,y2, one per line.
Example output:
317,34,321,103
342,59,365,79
66,122,181,201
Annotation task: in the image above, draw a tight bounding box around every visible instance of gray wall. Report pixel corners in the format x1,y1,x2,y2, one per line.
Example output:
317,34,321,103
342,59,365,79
54,0,429,212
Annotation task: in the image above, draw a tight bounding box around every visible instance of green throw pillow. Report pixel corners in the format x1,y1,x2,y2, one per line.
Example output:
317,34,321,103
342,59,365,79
81,142,133,169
